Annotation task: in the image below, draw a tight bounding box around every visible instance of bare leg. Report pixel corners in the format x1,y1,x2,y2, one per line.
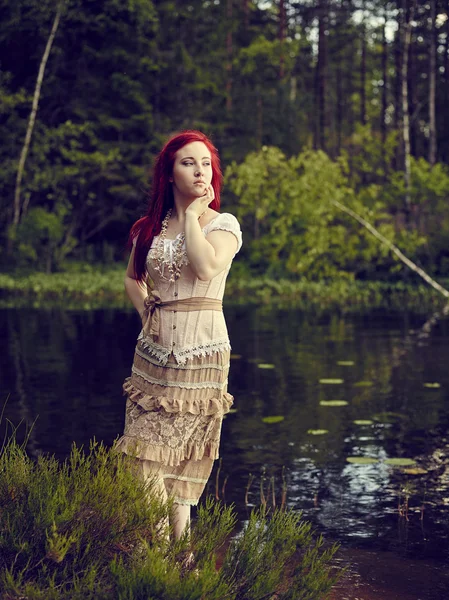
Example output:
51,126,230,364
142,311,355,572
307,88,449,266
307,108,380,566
141,460,170,541
172,503,191,540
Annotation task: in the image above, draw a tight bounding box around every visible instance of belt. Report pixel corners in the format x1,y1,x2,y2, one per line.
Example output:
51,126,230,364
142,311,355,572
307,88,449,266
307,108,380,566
142,289,223,340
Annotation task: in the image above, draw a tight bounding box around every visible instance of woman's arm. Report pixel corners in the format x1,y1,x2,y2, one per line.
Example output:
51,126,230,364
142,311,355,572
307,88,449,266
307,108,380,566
185,211,238,281
124,246,147,323
184,185,238,281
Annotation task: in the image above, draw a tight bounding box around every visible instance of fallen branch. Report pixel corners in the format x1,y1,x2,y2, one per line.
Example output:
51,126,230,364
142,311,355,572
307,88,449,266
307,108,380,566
332,199,449,300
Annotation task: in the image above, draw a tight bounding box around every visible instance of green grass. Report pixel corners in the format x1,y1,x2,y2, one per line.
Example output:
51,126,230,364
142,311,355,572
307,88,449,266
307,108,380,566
0,265,446,312
0,435,341,599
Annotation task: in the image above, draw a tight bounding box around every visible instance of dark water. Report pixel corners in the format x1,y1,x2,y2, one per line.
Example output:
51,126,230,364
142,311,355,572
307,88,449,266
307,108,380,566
1,306,449,573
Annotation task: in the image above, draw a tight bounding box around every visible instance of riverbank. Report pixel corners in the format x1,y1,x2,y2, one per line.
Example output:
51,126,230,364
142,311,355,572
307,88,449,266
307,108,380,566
0,266,448,312
0,436,340,599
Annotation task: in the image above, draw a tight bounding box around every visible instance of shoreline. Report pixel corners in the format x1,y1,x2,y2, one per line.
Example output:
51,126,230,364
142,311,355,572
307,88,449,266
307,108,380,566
1,268,448,313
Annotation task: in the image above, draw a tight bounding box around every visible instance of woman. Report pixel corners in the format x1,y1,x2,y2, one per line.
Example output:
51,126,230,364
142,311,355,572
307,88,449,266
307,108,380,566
115,130,242,541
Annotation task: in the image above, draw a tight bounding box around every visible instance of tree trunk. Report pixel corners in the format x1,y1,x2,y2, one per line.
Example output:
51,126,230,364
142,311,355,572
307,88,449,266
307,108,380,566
315,0,328,150
401,0,416,225
381,7,388,149
279,0,286,78
226,0,233,114
360,1,367,125
428,0,437,165
10,2,64,243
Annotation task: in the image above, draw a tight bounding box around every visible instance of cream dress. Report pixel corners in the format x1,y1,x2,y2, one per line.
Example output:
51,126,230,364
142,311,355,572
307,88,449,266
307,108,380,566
116,213,242,505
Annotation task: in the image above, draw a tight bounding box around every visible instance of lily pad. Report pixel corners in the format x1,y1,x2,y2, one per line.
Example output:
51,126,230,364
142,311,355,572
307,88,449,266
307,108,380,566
423,382,441,389
258,363,275,369
320,400,348,407
372,411,407,423
353,419,374,425
230,354,242,360
346,457,379,465
337,361,355,366
319,378,344,384
353,381,373,387
384,458,417,467
402,467,428,475
262,416,285,424
307,429,329,435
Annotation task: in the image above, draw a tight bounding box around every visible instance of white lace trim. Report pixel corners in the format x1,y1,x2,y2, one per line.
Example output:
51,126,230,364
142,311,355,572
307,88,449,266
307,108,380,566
132,365,227,391
137,334,171,363
136,334,231,366
174,339,231,365
135,346,229,371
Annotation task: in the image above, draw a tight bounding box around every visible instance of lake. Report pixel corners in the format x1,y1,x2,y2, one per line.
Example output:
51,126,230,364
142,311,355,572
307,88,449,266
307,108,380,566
1,305,449,596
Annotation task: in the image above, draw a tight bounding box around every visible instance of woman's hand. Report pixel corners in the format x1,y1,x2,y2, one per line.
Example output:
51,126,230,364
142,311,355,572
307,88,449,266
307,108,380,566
185,185,215,219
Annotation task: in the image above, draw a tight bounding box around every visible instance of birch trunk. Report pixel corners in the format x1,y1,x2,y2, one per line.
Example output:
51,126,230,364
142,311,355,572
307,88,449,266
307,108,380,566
428,0,437,165
11,2,64,236
401,0,415,225
226,0,233,114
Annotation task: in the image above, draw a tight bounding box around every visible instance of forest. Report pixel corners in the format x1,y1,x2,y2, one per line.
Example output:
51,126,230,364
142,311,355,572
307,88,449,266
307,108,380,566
1,0,449,283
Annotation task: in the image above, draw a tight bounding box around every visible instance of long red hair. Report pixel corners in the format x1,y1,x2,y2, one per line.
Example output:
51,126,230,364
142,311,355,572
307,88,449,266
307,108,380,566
130,130,222,282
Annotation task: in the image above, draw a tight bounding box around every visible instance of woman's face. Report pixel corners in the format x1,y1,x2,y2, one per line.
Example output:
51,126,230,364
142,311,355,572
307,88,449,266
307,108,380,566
171,141,213,200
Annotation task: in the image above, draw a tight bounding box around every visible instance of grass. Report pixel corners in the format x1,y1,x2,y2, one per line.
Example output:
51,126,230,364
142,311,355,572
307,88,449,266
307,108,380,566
0,433,342,600
0,265,447,312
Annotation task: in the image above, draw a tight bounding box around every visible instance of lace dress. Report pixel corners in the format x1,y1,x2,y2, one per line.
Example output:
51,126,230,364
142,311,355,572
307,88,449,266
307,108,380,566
115,213,242,505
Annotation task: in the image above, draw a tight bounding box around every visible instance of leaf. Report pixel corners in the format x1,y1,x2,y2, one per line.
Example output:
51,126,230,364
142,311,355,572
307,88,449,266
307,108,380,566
353,419,374,425
372,411,407,423
402,467,428,475
346,457,379,464
307,429,329,435
319,378,344,384
423,382,441,389
353,381,373,387
262,416,285,424
319,400,348,407
384,458,417,467
257,363,275,369
337,361,355,366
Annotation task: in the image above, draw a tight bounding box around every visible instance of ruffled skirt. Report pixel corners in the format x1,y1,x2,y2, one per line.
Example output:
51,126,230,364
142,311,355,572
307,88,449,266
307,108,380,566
115,341,233,505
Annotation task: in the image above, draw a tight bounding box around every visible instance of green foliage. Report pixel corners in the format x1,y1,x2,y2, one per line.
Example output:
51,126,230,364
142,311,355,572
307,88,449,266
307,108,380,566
225,146,425,280
0,435,342,599
12,203,77,272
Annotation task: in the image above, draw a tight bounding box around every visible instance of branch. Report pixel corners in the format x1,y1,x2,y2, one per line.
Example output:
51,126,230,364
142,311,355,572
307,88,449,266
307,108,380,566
332,199,449,300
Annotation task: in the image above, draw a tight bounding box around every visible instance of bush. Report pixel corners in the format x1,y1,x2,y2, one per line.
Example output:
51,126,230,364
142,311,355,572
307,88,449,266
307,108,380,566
0,435,341,599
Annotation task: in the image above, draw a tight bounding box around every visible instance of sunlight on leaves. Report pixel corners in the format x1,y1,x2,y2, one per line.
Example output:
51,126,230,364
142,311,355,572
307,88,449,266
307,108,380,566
319,378,344,384
353,419,374,425
230,354,242,360
337,361,355,366
353,381,373,387
257,363,275,369
423,382,441,388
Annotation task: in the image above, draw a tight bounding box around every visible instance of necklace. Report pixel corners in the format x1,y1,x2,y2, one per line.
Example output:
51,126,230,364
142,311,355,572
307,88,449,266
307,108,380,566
153,209,186,282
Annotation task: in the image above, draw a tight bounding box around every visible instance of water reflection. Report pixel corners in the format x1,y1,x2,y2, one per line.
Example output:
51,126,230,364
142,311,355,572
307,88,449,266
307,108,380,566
1,306,449,561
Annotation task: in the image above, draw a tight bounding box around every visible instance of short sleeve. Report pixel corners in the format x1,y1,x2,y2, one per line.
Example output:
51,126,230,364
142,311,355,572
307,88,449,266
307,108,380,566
204,213,242,254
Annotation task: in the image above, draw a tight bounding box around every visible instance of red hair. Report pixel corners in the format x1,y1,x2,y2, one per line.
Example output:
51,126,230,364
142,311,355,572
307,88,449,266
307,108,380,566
130,130,222,282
